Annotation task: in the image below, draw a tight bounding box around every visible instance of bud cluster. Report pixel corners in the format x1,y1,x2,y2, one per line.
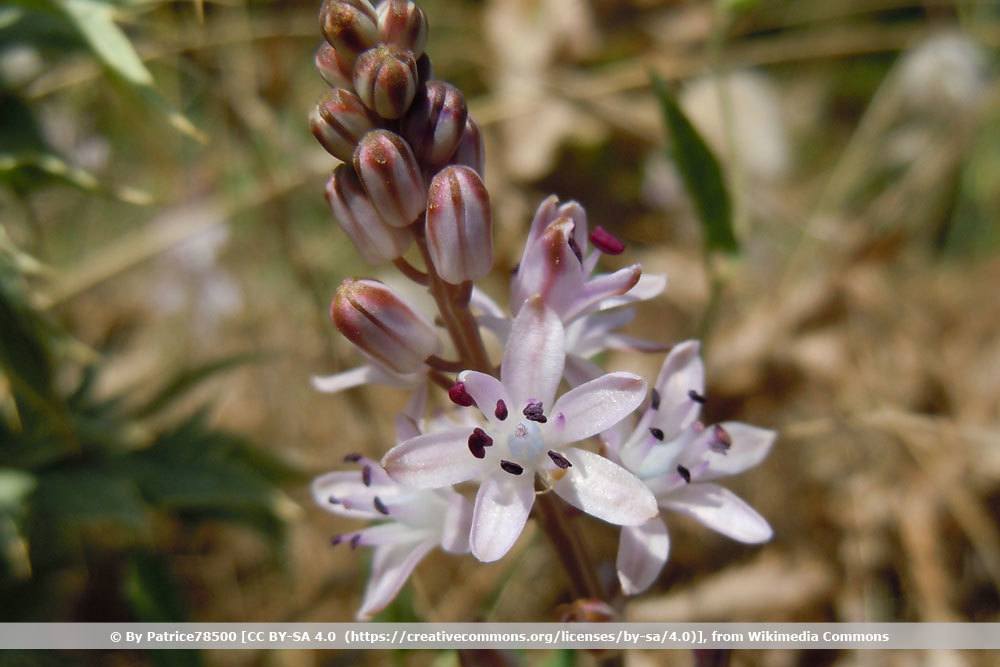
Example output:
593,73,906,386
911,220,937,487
313,0,491,283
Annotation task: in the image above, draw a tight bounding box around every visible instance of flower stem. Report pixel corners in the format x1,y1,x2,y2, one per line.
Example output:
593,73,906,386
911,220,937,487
533,491,604,602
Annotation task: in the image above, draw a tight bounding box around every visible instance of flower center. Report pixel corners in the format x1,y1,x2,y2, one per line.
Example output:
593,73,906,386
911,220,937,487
507,420,545,463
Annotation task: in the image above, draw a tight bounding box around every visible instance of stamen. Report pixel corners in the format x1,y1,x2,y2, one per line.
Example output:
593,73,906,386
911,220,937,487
494,399,508,421
649,427,665,441
468,427,492,459
327,495,340,505
688,389,706,404
710,424,732,453
373,496,389,515
589,226,625,255
523,400,547,423
330,534,342,546
349,534,362,549
500,460,524,475
567,235,584,264
362,465,372,486
343,453,362,463
548,451,572,469
650,388,661,410
448,381,476,407
677,464,691,484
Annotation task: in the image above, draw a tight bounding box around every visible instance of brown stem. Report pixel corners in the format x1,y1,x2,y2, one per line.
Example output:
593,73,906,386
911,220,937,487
393,256,430,285
427,355,466,373
533,491,604,601
414,226,492,373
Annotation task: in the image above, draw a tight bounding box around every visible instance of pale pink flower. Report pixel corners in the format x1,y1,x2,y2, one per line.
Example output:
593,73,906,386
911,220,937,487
608,341,775,595
382,297,657,562
313,455,472,620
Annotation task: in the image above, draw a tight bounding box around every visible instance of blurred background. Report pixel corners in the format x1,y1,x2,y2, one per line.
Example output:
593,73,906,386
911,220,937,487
1,0,999,665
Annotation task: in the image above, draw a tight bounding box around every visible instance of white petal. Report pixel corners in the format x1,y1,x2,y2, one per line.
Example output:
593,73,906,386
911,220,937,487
356,539,436,620
562,354,603,387
562,265,641,322
312,471,385,520
552,448,658,526
458,371,511,423
501,296,565,409
661,483,772,543
354,522,426,547
617,516,670,596
470,473,535,562
440,490,475,554
604,333,670,353
470,286,506,318
550,373,646,444
699,422,776,480
648,340,704,440
382,428,484,488
311,366,379,393
597,273,668,310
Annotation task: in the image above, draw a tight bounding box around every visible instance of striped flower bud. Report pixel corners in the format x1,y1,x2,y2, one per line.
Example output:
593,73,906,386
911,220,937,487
320,0,379,64
353,130,425,227
402,81,468,167
331,278,439,374
315,43,354,89
325,164,411,264
425,166,493,284
376,0,428,57
353,46,418,119
310,89,381,163
450,118,485,177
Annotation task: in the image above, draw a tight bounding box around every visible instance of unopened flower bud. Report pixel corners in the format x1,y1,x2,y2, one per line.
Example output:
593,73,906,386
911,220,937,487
353,130,426,227
425,165,493,284
402,81,468,167
450,118,485,176
310,89,381,163
376,0,428,57
320,0,379,63
331,278,439,374
315,43,354,89
416,53,433,83
325,164,411,264
353,46,418,119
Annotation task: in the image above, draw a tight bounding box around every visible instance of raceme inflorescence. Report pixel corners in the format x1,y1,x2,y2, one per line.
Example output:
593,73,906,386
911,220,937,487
309,0,775,620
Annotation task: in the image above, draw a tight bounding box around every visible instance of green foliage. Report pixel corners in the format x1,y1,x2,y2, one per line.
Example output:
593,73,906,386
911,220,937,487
0,237,297,623
651,73,740,255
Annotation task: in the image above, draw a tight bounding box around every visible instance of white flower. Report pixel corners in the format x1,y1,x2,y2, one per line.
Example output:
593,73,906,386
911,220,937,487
312,455,472,620
382,296,658,562
609,341,775,595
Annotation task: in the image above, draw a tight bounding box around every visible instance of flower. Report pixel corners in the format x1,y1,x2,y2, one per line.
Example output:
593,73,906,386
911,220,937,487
312,454,472,620
382,296,658,562
608,341,775,595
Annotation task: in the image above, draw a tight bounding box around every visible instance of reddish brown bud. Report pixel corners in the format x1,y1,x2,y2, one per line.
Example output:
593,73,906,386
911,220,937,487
331,278,439,374
320,0,379,63
325,164,412,264
402,81,468,167
353,46,418,119
353,130,426,227
310,89,380,163
425,165,493,284
315,43,354,89
376,0,428,57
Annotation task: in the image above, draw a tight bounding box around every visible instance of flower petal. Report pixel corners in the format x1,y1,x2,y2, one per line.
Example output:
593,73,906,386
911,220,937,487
552,448,658,526
311,365,380,393
550,373,647,444
501,296,565,409
457,370,511,423
597,273,668,310
698,422,776,480
661,483,772,543
356,539,436,620
440,490,475,554
382,428,484,488
617,516,670,596
561,264,641,322
470,473,535,562
312,470,391,520
647,340,704,441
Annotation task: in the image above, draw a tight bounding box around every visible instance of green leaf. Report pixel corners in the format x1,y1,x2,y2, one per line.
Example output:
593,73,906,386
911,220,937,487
51,0,150,86
124,552,203,667
0,470,36,511
651,73,740,254
0,151,152,204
